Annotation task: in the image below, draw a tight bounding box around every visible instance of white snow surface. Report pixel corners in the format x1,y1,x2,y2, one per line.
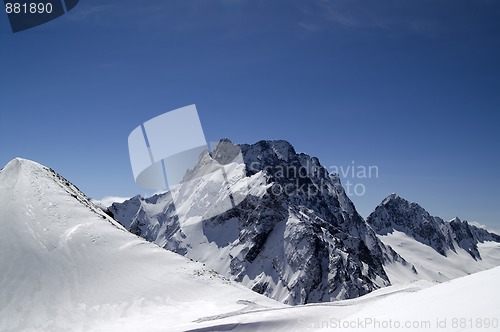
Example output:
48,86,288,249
1,158,499,331
380,230,500,285
181,266,500,331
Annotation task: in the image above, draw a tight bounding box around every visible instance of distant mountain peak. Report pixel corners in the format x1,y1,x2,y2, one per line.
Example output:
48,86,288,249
368,194,500,260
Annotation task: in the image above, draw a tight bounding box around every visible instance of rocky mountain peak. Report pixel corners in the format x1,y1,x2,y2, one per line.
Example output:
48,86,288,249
110,139,406,305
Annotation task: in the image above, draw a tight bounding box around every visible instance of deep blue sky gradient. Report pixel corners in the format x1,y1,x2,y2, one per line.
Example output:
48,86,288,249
1,0,499,229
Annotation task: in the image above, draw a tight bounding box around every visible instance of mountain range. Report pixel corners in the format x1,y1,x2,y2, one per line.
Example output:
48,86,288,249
1,139,499,331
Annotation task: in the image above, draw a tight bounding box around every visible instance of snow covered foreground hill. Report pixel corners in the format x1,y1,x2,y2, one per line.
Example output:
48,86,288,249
110,139,500,304
0,158,282,331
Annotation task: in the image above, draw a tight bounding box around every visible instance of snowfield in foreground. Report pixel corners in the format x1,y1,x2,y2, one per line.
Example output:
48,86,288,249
0,158,499,331
187,266,500,332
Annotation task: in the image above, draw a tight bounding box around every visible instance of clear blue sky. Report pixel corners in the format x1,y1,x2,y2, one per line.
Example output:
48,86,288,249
1,0,499,230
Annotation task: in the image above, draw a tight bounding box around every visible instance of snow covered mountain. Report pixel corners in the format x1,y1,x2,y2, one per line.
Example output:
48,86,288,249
109,139,411,305
0,158,282,331
367,194,500,284
367,194,500,259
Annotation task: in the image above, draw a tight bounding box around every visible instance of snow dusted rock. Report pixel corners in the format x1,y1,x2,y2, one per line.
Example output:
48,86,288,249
110,139,409,305
367,194,500,260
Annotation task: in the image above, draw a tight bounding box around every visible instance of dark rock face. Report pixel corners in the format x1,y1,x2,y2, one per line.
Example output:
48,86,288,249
110,139,404,305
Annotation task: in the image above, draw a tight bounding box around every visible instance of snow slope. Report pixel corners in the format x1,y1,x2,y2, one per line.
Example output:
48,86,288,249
181,266,500,331
380,231,500,284
0,158,283,332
